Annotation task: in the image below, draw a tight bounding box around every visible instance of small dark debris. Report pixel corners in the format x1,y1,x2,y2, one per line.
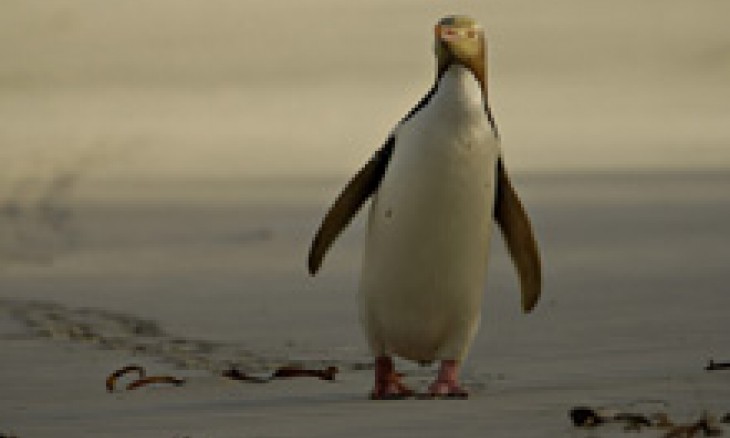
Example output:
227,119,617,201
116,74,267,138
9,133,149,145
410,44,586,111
662,414,723,438
106,364,184,392
569,407,603,427
615,412,652,430
222,365,338,383
571,407,727,436
221,367,269,383
706,360,730,371
272,365,338,381
126,375,185,391
106,364,146,392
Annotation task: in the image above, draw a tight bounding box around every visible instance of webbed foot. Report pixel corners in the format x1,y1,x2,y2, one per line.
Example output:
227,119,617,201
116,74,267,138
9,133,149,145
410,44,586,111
425,360,468,399
370,356,414,400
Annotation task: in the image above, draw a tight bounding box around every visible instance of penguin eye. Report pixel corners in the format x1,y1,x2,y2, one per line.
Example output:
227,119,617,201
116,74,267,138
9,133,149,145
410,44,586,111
442,27,457,38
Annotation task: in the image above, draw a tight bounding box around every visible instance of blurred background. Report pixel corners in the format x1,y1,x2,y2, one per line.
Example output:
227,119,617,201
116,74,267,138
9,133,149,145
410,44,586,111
2,0,729,184
0,1,728,368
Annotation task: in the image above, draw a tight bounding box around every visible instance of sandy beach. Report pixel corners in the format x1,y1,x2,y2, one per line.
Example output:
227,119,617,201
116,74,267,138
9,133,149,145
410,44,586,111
2,173,729,437
2,1,730,437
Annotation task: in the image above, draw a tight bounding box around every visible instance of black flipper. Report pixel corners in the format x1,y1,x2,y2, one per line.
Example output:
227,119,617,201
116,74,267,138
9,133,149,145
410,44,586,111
494,159,542,312
307,84,440,276
307,137,394,275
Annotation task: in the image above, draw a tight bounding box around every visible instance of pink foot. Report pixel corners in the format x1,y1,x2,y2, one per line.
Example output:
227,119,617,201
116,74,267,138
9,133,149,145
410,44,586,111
370,356,414,400
427,360,468,399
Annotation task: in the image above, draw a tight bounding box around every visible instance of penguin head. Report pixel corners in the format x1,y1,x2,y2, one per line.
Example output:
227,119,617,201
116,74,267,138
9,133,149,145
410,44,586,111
434,15,487,91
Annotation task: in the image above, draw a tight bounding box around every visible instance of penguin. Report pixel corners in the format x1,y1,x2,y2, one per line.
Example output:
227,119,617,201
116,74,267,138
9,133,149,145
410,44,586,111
307,15,541,399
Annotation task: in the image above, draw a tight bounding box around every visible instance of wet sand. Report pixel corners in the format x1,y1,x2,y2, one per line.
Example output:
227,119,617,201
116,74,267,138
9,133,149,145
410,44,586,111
1,173,729,437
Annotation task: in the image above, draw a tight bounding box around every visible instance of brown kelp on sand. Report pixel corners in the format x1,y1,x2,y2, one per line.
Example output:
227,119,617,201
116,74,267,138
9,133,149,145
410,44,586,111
570,406,727,436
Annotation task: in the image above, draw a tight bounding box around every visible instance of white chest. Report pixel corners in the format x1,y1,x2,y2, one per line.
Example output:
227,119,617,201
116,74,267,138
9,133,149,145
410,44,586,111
379,65,499,221
358,65,501,362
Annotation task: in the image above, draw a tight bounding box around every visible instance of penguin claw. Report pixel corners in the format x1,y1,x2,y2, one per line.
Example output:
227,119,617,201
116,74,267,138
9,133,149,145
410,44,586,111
431,392,469,400
370,391,413,400
370,356,415,400
426,381,469,399
370,380,415,400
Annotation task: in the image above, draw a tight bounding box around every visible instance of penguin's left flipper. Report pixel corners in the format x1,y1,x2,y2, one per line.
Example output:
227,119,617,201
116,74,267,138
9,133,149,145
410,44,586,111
494,159,542,313
307,137,395,275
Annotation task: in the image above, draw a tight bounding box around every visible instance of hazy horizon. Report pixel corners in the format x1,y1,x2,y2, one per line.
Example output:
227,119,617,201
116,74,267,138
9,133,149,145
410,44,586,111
2,0,729,188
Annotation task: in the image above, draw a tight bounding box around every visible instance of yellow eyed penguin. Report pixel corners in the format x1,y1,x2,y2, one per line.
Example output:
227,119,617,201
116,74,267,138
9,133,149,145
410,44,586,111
308,15,541,399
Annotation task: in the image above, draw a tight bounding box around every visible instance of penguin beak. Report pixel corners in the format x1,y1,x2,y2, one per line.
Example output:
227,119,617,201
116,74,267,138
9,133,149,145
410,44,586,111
435,24,481,64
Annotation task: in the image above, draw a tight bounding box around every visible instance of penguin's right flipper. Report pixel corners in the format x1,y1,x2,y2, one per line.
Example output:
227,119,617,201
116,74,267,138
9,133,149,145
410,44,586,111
494,159,542,313
307,137,395,275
